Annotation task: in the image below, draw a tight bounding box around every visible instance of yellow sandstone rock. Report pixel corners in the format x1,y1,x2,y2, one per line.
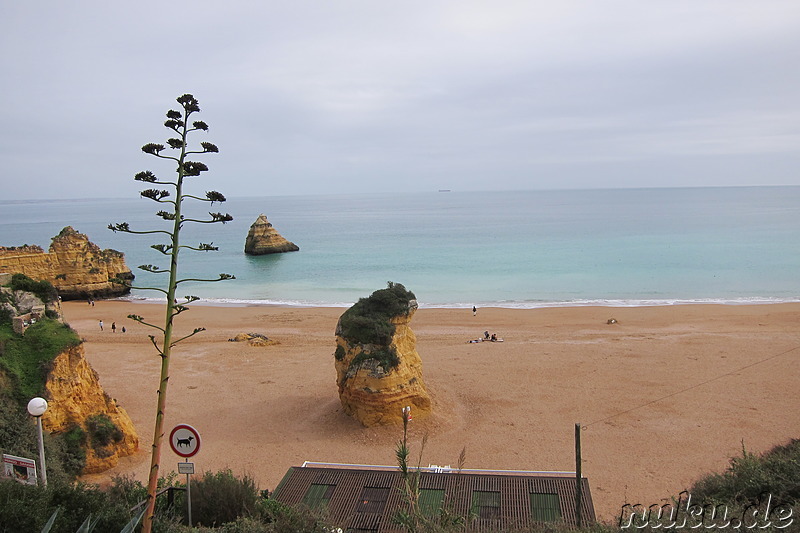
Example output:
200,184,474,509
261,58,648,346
229,332,279,346
0,227,133,300
334,299,432,426
244,214,299,255
41,344,139,474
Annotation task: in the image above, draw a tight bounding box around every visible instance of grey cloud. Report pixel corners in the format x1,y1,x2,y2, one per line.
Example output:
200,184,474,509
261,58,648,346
1,1,799,199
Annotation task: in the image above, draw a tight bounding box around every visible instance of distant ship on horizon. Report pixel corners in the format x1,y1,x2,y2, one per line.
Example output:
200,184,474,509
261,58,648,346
438,189,451,192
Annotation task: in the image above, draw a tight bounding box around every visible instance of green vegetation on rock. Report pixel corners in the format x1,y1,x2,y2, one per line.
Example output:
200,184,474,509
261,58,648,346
351,347,401,371
333,345,345,361
7,273,59,304
86,414,124,448
338,282,415,371
339,282,416,345
0,319,80,400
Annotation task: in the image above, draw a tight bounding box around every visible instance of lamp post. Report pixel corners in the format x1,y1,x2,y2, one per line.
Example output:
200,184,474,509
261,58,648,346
27,397,48,487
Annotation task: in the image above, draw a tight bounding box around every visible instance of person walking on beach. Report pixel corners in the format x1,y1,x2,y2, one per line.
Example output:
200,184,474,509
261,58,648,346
99,320,104,331
111,322,116,333
473,305,477,316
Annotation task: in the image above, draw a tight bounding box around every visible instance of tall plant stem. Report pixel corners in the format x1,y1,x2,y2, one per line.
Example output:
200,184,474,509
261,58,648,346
141,128,188,533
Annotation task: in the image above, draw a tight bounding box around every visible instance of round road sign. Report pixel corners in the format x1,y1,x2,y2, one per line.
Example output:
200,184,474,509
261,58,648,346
169,424,201,458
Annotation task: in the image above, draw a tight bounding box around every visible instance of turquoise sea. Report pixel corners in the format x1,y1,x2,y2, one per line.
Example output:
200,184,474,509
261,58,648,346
1,187,799,308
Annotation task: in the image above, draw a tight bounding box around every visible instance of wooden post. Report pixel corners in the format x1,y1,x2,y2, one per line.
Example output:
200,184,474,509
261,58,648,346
575,423,583,528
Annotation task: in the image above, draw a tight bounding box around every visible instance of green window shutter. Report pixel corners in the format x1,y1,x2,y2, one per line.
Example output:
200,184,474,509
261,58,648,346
303,483,335,509
530,492,561,522
471,490,500,520
419,489,444,516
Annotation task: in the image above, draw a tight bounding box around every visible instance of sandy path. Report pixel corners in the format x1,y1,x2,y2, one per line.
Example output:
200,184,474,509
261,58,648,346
64,301,800,521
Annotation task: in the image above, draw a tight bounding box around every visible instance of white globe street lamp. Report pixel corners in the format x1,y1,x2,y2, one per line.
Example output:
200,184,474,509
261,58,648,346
27,397,48,487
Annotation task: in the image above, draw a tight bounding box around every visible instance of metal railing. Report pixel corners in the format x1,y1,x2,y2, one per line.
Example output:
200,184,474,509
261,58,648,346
130,486,186,513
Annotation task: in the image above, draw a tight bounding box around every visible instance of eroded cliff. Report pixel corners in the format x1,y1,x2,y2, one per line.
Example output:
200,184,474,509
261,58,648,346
0,227,133,300
41,344,139,474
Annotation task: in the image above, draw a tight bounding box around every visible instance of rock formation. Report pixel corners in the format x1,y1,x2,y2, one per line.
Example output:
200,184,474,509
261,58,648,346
228,332,280,346
0,284,63,335
41,344,139,473
1,284,137,475
244,214,299,255
334,283,432,426
0,227,134,300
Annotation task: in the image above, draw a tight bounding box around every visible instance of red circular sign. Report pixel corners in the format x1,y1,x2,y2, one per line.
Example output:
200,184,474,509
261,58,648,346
169,424,201,458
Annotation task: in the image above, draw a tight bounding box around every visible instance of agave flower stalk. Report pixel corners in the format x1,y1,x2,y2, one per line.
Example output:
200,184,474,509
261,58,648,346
108,94,233,533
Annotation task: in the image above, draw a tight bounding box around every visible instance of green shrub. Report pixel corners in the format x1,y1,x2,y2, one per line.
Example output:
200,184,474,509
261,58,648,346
691,439,800,506
0,478,137,533
86,414,123,448
339,282,415,345
57,425,87,477
256,498,333,533
0,478,50,533
337,282,415,371
106,474,147,510
340,314,394,346
188,469,260,527
8,273,58,303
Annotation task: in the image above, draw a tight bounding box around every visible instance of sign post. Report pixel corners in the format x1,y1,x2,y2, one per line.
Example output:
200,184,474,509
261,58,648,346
2,454,37,485
170,424,201,526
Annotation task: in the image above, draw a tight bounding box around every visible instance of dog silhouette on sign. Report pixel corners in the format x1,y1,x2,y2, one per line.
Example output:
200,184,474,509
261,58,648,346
177,435,194,448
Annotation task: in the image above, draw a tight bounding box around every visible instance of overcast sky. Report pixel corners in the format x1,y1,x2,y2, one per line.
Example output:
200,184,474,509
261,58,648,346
2,1,799,200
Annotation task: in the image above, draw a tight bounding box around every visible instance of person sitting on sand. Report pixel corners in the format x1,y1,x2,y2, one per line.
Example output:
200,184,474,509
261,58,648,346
490,333,497,341
484,330,490,340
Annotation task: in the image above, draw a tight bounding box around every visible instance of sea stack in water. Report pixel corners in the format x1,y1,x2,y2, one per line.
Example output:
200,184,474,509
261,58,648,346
334,282,432,426
244,214,299,255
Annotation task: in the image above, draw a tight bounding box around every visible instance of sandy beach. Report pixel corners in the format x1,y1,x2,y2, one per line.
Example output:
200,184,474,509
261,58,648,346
64,300,800,521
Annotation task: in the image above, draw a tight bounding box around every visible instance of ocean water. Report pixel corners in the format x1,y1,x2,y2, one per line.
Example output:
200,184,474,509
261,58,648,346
1,187,799,308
